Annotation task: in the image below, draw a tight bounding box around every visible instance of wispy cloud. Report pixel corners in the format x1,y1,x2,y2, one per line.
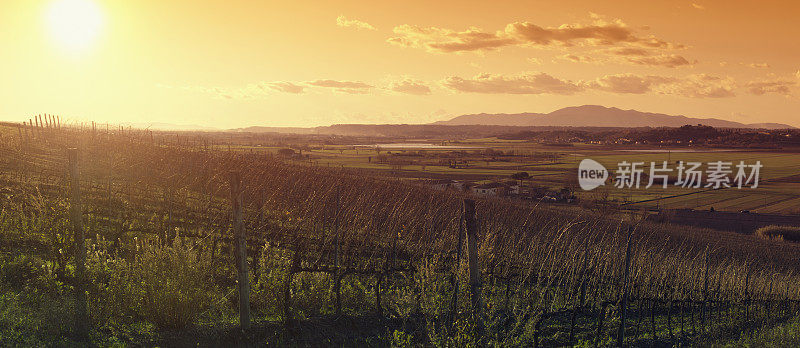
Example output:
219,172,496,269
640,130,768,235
441,72,736,98
336,15,376,31
265,82,305,94
166,71,793,100
559,54,599,63
745,78,796,96
388,78,432,95
589,73,735,97
746,62,771,69
307,79,374,94
387,15,684,54
692,3,706,10
442,73,585,95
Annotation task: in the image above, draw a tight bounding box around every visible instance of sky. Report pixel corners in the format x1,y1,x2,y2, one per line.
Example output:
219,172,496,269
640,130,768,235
1,0,799,128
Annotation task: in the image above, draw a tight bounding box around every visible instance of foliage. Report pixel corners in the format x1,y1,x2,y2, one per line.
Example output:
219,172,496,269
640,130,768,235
87,236,230,330
755,225,800,243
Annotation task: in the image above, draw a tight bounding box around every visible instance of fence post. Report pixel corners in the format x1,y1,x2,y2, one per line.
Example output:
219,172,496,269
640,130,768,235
375,272,383,316
463,199,482,336
617,226,633,347
284,243,302,327
68,148,88,339
333,188,342,316
229,171,250,330
701,247,710,332
449,208,465,330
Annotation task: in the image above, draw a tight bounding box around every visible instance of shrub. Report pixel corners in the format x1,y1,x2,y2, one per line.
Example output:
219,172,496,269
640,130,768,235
0,254,45,288
251,243,290,319
755,225,800,242
88,236,226,329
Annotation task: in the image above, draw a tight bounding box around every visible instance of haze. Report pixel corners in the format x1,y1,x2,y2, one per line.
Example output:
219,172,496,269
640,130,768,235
2,0,799,128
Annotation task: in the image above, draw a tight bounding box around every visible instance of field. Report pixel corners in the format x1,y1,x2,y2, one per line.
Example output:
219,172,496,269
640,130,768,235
266,138,800,215
2,123,800,346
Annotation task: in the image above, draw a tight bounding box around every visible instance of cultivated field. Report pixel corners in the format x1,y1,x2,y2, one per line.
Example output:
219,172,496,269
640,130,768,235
2,123,800,346
263,138,800,215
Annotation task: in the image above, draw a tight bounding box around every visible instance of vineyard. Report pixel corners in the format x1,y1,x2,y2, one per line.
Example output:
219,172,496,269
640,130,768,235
2,121,800,346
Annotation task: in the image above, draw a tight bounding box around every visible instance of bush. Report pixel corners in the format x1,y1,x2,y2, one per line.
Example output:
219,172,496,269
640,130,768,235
251,243,290,319
755,225,800,242
0,254,45,288
88,237,227,329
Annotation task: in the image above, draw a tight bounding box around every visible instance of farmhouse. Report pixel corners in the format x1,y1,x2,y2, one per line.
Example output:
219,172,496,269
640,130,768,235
430,179,464,191
472,182,508,196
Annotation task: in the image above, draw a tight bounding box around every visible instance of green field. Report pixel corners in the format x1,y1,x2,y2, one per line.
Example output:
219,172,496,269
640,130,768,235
262,139,800,215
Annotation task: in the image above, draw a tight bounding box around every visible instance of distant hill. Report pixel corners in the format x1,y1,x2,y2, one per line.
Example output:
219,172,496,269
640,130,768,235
121,122,220,131
233,126,318,134
434,105,795,129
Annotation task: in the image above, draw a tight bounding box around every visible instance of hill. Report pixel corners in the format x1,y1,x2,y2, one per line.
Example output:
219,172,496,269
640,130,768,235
435,105,795,129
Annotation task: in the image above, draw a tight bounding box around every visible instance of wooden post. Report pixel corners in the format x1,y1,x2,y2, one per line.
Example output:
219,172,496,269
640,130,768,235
701,248,710,332
464,199,482,335
375,272,383,316
651,299,658,342
229,171,250,330
595,303,607,347
449,213,464,329
333,188,342,316
68,148,88,339
617,226,633,347
284,244,302,327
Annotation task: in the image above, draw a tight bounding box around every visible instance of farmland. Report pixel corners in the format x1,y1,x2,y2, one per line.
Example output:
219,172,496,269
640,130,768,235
2,122,800,346
257,138,800,215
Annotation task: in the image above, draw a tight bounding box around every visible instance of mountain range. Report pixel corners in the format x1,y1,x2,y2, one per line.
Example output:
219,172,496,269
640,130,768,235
434,105,794,129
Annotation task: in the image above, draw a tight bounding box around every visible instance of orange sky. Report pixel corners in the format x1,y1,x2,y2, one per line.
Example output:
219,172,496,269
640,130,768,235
2,0,799,128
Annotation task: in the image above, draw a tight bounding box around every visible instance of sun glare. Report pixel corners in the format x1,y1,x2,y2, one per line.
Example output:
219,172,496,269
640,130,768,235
46,0,104,54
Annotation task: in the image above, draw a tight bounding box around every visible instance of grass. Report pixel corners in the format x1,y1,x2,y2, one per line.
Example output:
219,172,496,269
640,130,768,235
756,225,800,243
3,125,800,346
714,314,800,347
272,139,800,214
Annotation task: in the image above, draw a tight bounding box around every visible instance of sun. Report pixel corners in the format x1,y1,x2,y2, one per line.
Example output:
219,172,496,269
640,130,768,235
46,0,104,54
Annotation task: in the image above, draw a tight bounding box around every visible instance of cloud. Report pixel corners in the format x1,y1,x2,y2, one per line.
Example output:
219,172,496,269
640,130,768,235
658,74,737,98
387,16,684,53
387,25,515,53
745,79,796,96
307,79,374,94
441,72,585,95
560,54,599,63
336,15,376,30
605,48,694,67
442,72,736,98
625,54,693,67
169,71,746,100
527,57,543,65
505,20,681,49
265,82,305,94
589,74,677,94
747,62,770,69
388,78,432,95
608,47,650,56
592,73,734,97
692,3,706,10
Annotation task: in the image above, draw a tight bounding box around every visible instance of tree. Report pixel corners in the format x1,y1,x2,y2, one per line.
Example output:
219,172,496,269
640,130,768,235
277,148,295,157
511,172,530,180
